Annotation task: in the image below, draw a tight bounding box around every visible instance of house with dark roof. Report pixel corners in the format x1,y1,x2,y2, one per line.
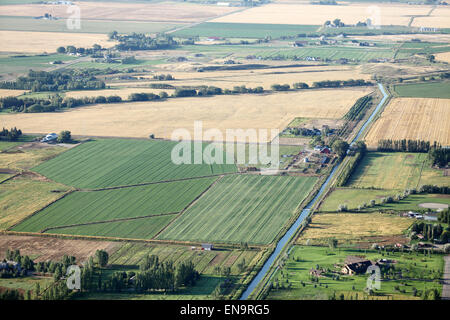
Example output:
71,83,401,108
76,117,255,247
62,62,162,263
341,256,373,275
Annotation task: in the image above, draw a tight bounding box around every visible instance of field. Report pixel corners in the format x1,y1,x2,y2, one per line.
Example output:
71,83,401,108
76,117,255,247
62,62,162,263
174,22,320,39
0,142,66,171
12,177,216,233
267,246,444,300
0,174,70,230
347,152,449,190
45,215,176,239
0,31,115,54
435,51,450,63
211,3,431,26
296,213,412,246
64,88,172,99
0,53,78,75
0,235,118,262
393,82,450,99
364,98,450,148
32,139,236,189
0,1,239,23
0,89,25,97
157,175,317,245
411,6,450,28
0,16,181,34
0,88,372,142
320,189,450,212
123,65,373,90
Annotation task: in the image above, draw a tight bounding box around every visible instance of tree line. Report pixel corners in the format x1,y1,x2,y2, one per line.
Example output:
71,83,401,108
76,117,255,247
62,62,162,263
109,32,178,51
377,139,435,153
410,221,450,243
0,127,22,141
0,70,105,92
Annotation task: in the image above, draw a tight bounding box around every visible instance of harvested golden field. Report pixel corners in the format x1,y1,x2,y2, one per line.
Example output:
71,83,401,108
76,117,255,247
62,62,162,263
0,174,70,230
212,3,430,26
0,88,371,142
111,65,371,90
0,235,118,262
0,1,239,23
65,88,171,99
0,89,26,97
0,31,114,54
435,51,450,63
411,6,450,28
296,213,413,246
365,98,450,148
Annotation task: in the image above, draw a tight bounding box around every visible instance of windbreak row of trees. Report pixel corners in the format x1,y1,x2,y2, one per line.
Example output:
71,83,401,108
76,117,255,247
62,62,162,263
0,95,122,113
377,139,435,153
109,32,178,51
312,79,372,88
0,127,22,141
0,70,105,92
343,95,373,121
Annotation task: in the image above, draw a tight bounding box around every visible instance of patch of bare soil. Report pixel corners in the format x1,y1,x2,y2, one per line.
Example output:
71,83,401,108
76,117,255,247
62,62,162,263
355,235,410,249
0,235,119,263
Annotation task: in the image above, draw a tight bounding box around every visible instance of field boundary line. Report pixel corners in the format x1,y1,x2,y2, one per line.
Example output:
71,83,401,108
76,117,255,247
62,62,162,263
39,212,180,233
0,172,20,185
6,188,76,231
1,230,266,250
80,172,237,192
152,175,225,240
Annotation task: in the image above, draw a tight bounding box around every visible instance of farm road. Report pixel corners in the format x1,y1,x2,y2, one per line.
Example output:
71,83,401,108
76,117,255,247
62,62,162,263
443,255,450,300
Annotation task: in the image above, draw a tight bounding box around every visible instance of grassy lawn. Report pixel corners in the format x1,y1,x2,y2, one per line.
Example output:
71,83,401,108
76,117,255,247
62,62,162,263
393,81,450,99
347,152,448,190
158,175,317,245
296,213,413,246
12,177,215,233
267,246,444,300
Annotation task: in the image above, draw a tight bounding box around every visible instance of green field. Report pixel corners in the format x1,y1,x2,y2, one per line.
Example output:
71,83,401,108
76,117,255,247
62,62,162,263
174,22,320,39
267,246,444,300
12,177,215,233
0,16,180,34
393,81,450,99
0,54,78,74
33,139,237,189
158,175,317,245
320,188,450,212
44,215,175,239
347,152,448,190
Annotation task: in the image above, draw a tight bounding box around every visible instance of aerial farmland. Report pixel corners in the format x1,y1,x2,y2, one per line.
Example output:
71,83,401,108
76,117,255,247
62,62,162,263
0,0,449,307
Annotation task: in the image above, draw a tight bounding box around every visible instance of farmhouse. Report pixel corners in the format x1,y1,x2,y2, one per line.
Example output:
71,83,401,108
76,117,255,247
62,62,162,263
41,133,58,143
341,256,373,275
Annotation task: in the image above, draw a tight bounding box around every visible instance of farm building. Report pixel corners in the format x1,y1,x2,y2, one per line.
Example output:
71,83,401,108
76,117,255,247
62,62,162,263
341,256,373,275
202,243,214,251
41,133,58,143
320,147,331,154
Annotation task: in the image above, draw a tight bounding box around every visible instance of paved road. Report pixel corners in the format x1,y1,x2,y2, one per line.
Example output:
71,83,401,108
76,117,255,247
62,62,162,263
443,255,450,300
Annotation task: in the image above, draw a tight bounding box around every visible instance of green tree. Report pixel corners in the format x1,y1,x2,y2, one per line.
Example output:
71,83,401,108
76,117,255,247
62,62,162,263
56,46,66,54
57,130,71,143
95,250,109,268
332,139,349,159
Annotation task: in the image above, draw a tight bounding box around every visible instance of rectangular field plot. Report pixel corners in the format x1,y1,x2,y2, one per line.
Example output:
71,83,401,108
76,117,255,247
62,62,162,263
44,215,175,240
174,22,320,38
32,139,236,189
12,177,216,233
347,152,449,190
393,81,450,99
364,98,450,148
157,175,317,245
